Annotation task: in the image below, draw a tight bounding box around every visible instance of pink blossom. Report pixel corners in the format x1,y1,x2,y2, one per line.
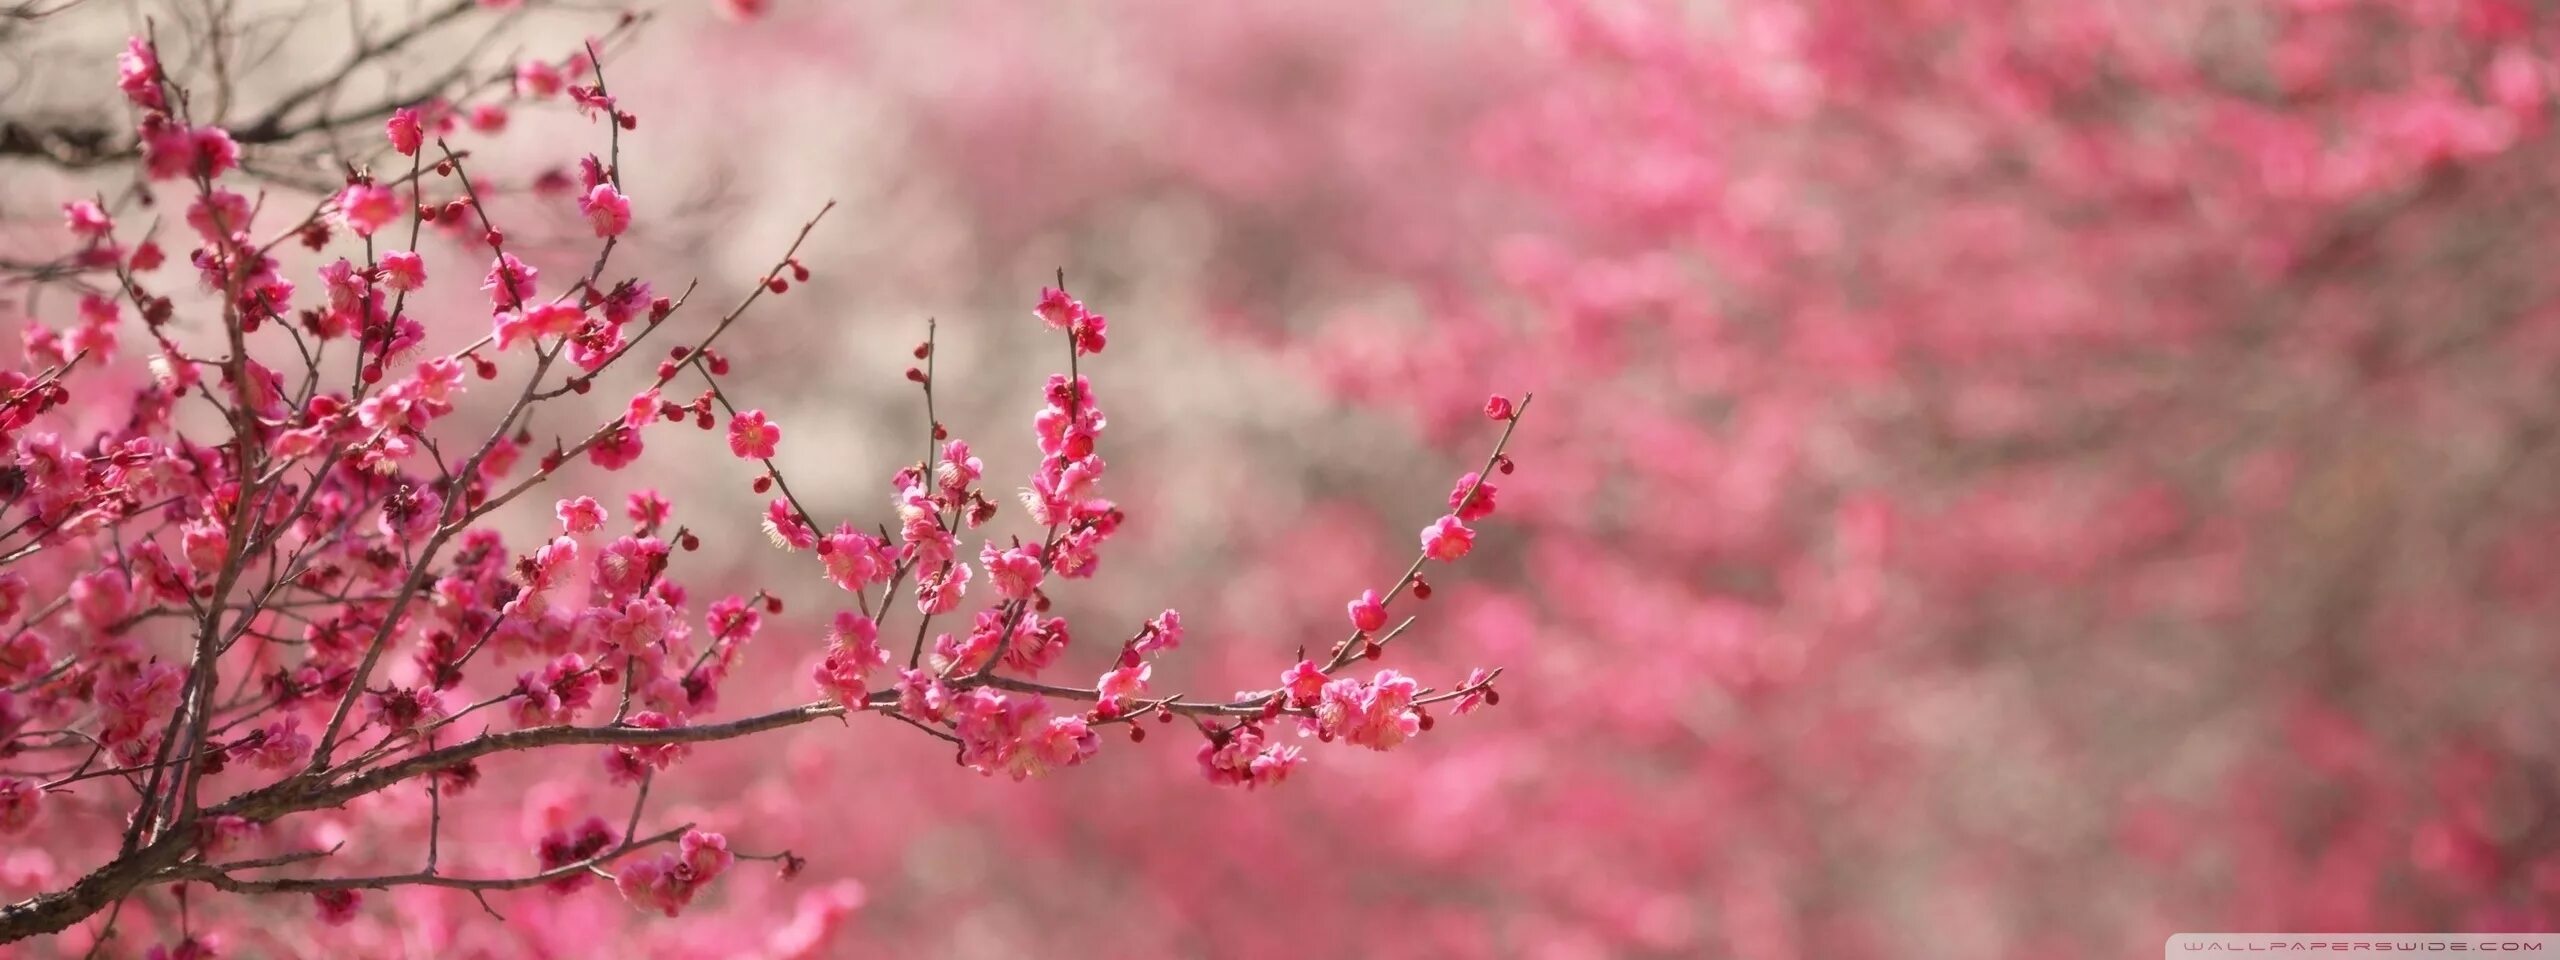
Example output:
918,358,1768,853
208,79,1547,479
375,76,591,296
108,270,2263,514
193,815,256,858
729,409,780,459
116,37,163,110
896,486,956,566
74,292,118,325
1131,608,1183,656
1419,514,1474,563
312,890,361,926
482,253,539,308
0,631,47,686
626,490,672,531
952,690,1095,780
1313,670,1424,751
1198,725,1302,790
615,828,730,917
579,183,632,237
1097,662,1150,703
569,85,619,120
71,295,119,360
1034,287,1081,330
521,536,581,594
1070,312,1108,355
184,190,251,243
1024,289,1110,354
594,537,671,601
495,303,585,351
708,594,764,646
981,543,1044,600
813,612,887,706
680,829,733,878
512,654,597,726
1453,667,1497,715
239,716,310,770
0,779,39,834
602,278,655,325
556,496,606,535
821,525,892,592
0,576,24,624
574,321,627,375
379,250,426,291
600,597,677,653
515,59,565,98
589,423,645,471
1028,714,1099,771
895,668,954,723
605,712,688,783
1347,588,1388,633
625,389,663,430
933,625,997,677
537,816,617,892
334,183,401,238
937,439,983,494
1001,613,1071,675
62,201,112,240
1279,660,1330,705
1448,471,1497,522
70,569,133,631
140,124,238,181
915,562,971,616
386,107,424,155
194,126,243,177
316,257,364,309
176,521,227,577
764,498,817,551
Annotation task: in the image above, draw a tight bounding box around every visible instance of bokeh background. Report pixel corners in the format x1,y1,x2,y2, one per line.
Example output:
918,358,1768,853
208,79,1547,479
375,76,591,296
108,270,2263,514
9,0,2560,957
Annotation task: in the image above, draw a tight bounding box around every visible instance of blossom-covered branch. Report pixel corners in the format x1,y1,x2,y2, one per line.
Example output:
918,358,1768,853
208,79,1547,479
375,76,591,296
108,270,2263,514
0,8,1526,952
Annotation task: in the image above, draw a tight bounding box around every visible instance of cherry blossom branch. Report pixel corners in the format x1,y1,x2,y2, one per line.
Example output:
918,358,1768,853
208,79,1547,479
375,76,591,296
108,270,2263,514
0,13,1529,945
171,825,691,895
1321,394,1531,674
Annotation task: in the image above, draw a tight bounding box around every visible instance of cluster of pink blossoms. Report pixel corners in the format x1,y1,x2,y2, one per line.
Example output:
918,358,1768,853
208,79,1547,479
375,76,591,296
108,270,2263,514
614,829,733,917
0,21,1524,950
781,289,1133,779
0,27,802,938
535,816,620,894
756,287,1516,789
1179,403,1516,787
